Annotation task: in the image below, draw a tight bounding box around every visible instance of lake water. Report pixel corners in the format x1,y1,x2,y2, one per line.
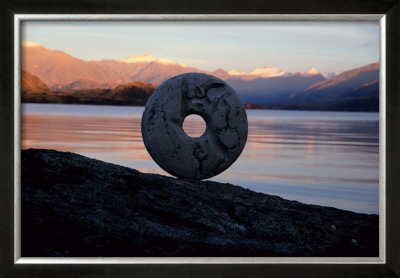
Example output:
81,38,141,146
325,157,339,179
21,103,380,214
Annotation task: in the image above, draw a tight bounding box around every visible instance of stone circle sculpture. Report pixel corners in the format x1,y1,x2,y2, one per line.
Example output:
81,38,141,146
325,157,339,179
141,73,248,180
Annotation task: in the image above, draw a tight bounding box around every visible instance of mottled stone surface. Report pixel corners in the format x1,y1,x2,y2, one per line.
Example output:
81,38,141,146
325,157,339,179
141,73,248,180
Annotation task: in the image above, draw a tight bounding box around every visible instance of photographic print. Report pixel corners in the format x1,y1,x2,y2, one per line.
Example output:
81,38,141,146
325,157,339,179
20,19,381,258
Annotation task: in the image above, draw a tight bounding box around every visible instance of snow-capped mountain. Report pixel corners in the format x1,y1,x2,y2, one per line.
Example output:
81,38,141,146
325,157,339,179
304,68,337,79
119,52,187,67
228,66,289,79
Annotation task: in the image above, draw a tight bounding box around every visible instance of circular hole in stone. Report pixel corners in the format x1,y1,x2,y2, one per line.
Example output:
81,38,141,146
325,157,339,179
183,114,206,138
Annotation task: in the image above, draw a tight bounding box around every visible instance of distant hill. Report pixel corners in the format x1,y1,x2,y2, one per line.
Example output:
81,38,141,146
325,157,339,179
279,63,380,111
21,70,58,103
51,78,117,91
21,71,157,106
66,82,157,106
227,73,326,104
107,82,156,104
289,63,379,103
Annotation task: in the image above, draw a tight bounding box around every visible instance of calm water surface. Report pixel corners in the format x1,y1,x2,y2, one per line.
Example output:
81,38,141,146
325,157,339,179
22,103,379,214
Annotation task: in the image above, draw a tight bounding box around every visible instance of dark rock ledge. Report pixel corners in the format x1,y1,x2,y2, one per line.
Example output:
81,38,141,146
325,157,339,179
21,149,378,257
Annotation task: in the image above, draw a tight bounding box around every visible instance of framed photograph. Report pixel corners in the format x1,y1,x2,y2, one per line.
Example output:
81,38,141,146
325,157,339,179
1,0,399,277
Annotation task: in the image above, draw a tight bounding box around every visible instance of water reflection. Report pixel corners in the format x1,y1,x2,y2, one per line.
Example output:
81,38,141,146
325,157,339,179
21,104,379,214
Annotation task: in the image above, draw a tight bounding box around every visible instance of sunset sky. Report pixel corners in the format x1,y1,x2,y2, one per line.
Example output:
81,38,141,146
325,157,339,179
22,21,380,74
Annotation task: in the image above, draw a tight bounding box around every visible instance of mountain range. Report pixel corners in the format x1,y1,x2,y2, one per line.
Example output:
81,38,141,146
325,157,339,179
21,41,379,111
249,62,379,111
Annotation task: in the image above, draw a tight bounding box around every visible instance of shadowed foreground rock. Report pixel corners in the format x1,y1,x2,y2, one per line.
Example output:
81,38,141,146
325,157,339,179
22,149,379,257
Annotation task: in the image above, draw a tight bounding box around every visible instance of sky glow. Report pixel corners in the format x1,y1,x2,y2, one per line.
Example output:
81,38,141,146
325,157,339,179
22,21,380,74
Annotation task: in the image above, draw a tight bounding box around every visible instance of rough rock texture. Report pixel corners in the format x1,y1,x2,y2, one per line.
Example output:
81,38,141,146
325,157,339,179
22,149,379,257
141,73,248,180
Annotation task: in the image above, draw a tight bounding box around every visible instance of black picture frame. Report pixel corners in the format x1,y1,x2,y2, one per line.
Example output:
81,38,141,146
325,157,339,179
1,0,399,277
